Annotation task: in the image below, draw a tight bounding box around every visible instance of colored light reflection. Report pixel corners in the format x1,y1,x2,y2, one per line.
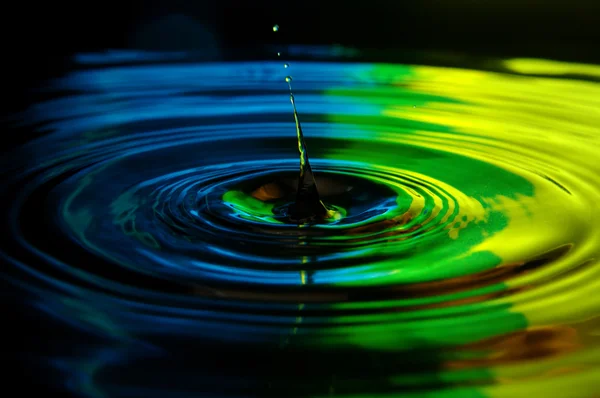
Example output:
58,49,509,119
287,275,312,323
2,53,600,397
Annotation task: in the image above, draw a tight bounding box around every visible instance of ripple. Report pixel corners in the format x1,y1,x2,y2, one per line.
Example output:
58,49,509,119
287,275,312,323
3,55,600,397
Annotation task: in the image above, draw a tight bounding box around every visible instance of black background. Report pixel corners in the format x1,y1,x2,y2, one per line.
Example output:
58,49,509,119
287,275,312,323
3,0,600,89
3,0,600,56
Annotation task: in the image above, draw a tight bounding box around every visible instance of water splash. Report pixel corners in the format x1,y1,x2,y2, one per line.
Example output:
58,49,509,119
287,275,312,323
284,75,331,222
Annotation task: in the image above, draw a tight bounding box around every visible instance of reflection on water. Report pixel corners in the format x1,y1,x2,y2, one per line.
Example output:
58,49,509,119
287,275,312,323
2,52,600,397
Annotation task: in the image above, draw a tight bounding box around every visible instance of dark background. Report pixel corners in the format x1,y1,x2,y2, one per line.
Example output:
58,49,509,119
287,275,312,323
3,0,600,84
4,0,600,57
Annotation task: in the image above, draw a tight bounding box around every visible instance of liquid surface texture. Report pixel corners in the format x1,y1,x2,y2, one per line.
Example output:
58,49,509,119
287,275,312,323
3,54,600,397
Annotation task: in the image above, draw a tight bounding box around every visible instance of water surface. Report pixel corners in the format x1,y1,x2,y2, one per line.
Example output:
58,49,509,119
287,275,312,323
3,53,600,397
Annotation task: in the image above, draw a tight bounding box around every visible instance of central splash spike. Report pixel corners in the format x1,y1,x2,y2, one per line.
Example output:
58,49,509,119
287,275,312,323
284,76,331,223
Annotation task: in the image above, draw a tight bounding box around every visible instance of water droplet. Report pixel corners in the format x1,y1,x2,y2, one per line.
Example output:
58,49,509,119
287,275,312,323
413,105,416,108
272,24,279,32
284,63,289,68
285,76,292,83
277,52,281,57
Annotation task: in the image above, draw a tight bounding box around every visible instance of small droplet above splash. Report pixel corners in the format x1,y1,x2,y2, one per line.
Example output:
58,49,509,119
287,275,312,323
285,76,292,83
277,52,281,56
272,24,279,32
284,63,289,68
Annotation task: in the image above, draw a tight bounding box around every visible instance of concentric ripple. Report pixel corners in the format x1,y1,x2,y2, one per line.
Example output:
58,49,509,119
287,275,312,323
3,54,600,398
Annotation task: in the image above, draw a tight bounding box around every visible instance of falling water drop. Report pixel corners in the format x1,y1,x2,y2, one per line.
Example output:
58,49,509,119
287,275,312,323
284,63,289,68
277,52,281,57
272,24,279,32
